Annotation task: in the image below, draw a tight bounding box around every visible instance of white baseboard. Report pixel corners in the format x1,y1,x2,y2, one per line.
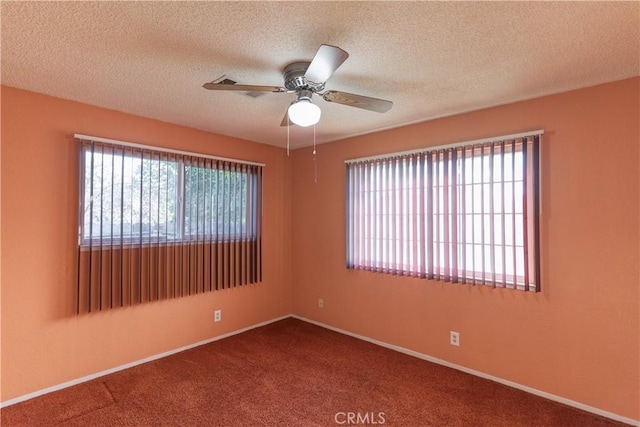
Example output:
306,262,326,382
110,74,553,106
0,314,291,409
292,315,639,427
3,314,638,426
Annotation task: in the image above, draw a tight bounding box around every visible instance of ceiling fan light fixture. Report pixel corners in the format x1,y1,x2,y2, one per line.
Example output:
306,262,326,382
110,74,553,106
288,98,321,127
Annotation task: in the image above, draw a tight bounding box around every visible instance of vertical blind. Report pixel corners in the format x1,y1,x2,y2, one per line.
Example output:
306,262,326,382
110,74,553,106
346,134,540,291
76,137,263,313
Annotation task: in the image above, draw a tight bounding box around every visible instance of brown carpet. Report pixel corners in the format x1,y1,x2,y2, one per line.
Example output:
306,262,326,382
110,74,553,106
1,318,625,426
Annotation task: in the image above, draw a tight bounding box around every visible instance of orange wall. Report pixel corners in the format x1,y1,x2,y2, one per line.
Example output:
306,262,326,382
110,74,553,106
0,86,292,401
291,78,640,420
2,79,638,420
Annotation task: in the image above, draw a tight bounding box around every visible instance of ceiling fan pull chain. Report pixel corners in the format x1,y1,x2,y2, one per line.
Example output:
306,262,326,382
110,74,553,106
286,116,290,156
313,124,318,184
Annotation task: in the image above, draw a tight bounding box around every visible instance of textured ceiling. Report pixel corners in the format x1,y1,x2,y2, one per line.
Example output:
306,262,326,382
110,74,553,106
1,1,638,149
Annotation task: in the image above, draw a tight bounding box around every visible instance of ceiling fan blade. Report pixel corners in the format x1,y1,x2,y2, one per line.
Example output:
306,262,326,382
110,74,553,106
203,82,287,92
322,90,393,113
304,45,349,84
280,110,291,127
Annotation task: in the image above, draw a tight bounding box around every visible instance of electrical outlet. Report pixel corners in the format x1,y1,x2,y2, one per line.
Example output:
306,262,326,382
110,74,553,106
318,298,324,308
214,310,222,322
450,331,460,347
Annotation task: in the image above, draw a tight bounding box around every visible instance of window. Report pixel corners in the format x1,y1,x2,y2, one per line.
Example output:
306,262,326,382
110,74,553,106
77,136,263,313
346,133,540,291
81,147,180,244
81,148,256,244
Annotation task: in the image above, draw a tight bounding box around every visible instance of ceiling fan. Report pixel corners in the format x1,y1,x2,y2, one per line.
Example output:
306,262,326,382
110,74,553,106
203,44,393,127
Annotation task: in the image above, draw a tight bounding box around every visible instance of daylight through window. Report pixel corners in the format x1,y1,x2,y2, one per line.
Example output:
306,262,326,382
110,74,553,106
346,133,541,291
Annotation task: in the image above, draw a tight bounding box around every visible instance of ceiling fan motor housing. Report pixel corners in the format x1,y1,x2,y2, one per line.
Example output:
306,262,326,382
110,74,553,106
283,61,324,92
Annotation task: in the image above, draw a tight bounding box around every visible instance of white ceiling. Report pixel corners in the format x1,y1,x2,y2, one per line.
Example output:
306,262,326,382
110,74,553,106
2,1,638,149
